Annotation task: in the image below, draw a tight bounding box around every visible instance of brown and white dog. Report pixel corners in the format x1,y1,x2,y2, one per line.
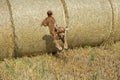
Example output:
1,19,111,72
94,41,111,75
41,10,68,51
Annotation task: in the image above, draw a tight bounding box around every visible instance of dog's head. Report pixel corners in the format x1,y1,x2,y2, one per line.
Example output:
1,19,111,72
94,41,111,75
47,10,53,17
57,26,68,39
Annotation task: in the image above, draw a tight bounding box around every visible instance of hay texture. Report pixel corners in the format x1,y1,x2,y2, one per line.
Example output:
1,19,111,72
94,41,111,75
0,0,14,60
66,0,114,47
113,0,120,41
10,0,66,56
0,0,120,58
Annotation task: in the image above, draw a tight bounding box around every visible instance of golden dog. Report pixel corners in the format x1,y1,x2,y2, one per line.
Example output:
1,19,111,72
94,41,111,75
41,10,68,50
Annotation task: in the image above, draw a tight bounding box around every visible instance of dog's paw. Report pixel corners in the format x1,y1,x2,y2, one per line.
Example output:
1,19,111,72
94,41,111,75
56,45,63,51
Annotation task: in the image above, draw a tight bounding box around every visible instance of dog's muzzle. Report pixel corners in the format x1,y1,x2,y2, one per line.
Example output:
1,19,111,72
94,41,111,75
58,33,65,39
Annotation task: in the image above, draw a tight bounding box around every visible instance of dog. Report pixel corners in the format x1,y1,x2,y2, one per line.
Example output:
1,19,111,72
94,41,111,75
41,10,68,50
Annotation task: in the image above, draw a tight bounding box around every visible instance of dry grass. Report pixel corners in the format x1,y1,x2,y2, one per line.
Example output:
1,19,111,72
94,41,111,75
0,42,120,80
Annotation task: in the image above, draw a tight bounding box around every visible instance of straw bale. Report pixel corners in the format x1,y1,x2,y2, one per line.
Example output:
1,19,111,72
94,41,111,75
65,0,113,47
113,0,120,41
0,0,120,58
10,0,66,56
0,0,14,60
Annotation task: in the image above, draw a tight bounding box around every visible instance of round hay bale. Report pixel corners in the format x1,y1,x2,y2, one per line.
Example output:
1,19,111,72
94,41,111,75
65,0,113,47
0,0,14,60
10,0,66,56
113,0,120,41
0,0,120,58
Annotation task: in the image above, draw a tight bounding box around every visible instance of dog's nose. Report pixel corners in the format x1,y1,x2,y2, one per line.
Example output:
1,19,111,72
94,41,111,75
60,34,64,39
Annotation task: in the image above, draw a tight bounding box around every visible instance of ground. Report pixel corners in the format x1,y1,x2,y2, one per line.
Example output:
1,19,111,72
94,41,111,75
0,42,120,80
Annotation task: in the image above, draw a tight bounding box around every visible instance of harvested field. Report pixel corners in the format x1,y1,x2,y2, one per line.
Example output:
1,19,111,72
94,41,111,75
0,42,120,80
0,0,120,79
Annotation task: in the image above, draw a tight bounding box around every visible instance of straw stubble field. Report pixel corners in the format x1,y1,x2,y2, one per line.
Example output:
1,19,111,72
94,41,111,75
0,42,120,80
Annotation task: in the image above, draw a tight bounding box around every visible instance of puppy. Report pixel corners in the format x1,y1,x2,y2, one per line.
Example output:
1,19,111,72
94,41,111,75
55,26,68,50
41,10,68,50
